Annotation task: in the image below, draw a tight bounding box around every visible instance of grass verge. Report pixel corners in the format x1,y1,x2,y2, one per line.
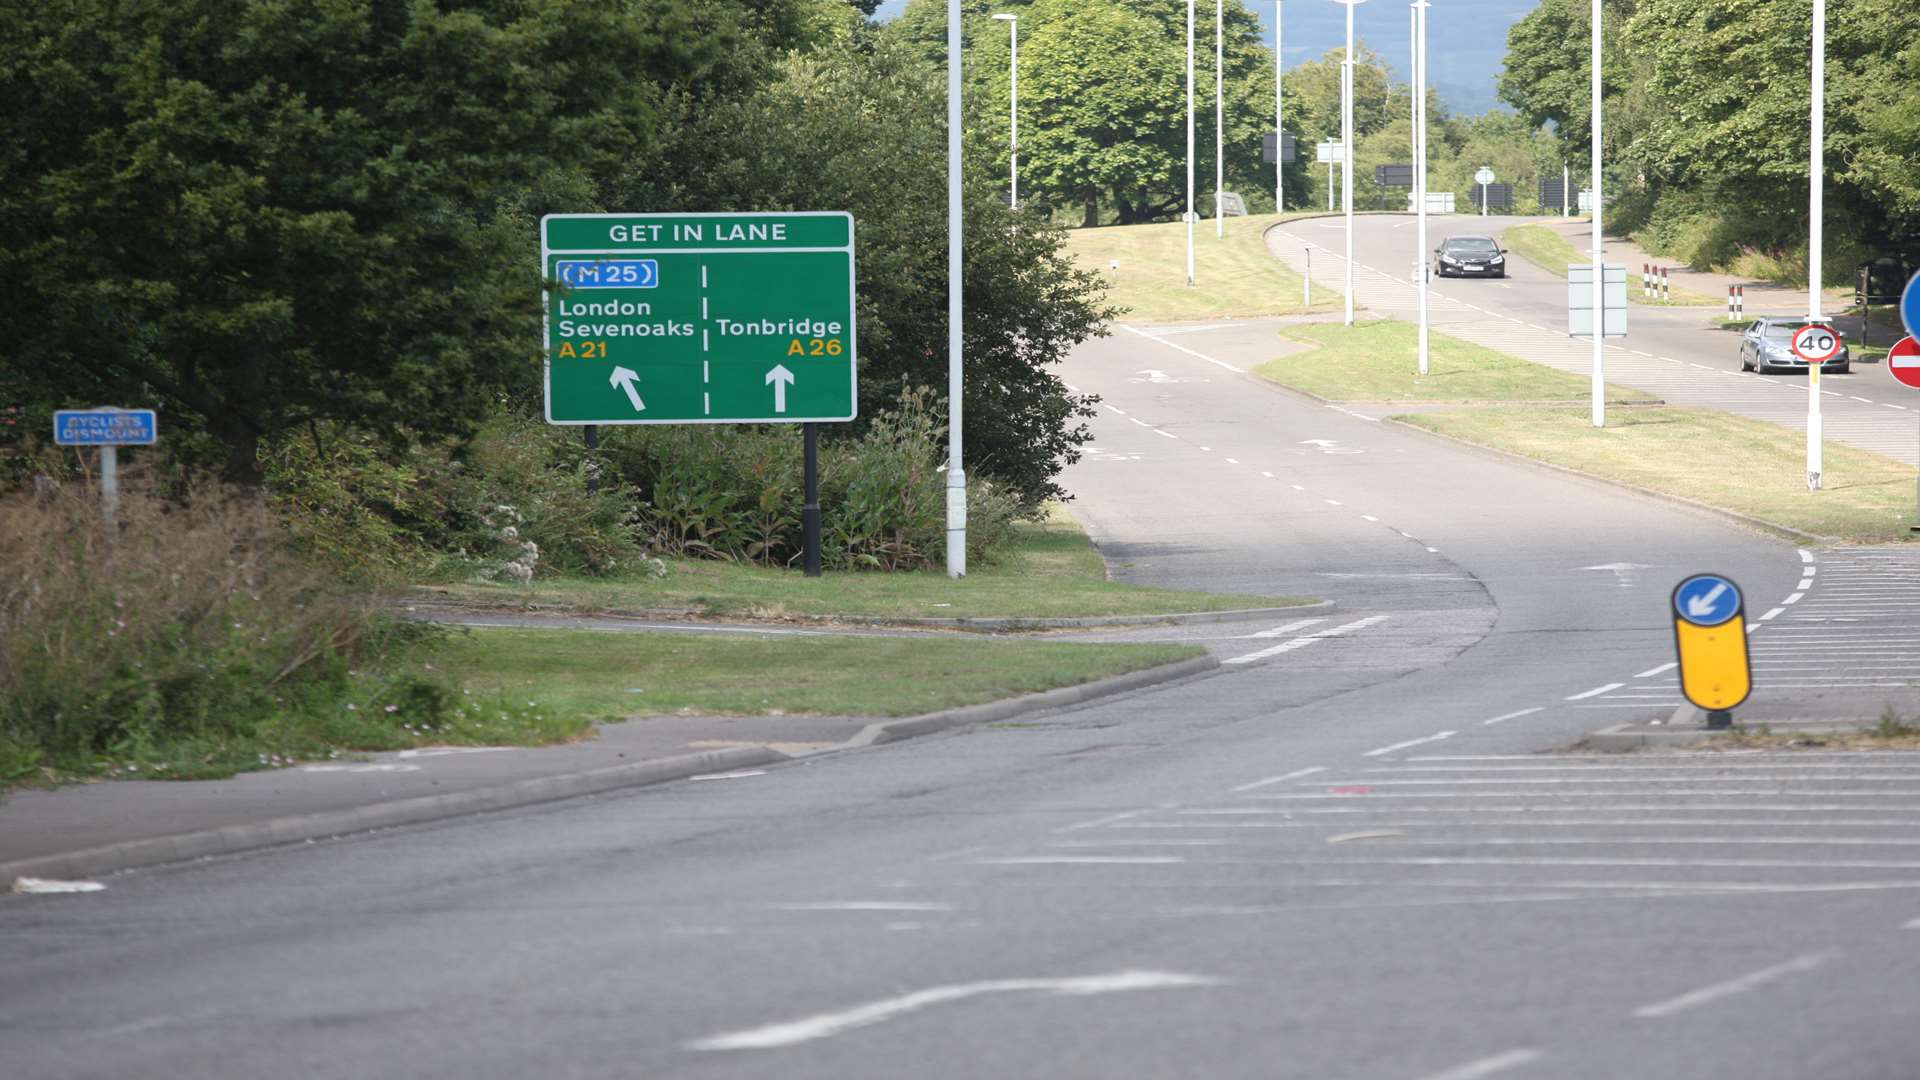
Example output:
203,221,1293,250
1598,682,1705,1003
1502,224,1717,307
1254,321,1656,403
1062,212,1342,322
1395,405,1920,543
419,508,1311,621
435,628,1203,719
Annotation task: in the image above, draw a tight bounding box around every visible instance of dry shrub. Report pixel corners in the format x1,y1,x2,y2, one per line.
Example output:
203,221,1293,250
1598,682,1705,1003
0,486,371,762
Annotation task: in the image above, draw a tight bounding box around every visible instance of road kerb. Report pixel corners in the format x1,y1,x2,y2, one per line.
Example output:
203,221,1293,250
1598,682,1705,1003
2,654,1221,885
844,653,1222,748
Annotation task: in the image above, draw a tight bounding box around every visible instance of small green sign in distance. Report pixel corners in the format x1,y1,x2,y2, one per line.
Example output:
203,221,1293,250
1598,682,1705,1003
542,212,856,425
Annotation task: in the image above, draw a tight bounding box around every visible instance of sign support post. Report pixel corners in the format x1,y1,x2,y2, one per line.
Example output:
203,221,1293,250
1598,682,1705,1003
803,423,823,577
1884,333,1920,530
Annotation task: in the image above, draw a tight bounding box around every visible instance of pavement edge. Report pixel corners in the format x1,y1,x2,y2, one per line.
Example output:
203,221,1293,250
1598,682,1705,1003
2,654,1219,884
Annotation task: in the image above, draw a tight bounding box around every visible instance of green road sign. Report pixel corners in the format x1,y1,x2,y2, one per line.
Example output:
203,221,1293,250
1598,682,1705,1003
542,212,856,425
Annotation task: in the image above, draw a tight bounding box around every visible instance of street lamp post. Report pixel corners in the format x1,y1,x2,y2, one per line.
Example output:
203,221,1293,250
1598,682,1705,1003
1807,0,1825,490
1589,0,1605,429
1334,0,1365,327
1414,0,1429,376
1274,0,1283,212
1187,0,1196,285
1216,0,1224,238
992,14,1019,209
945,0,966,576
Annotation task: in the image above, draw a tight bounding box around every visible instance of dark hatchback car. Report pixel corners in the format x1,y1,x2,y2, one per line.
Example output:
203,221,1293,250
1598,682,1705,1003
1434,235,1507,278
1738,316,1851,375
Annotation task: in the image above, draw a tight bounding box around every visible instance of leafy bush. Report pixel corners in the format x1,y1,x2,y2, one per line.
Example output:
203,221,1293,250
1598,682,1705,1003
0,488,445,771
602,390,1021,571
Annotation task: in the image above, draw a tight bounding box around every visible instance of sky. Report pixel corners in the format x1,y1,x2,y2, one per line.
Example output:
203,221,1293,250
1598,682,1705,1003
870,0,1535,116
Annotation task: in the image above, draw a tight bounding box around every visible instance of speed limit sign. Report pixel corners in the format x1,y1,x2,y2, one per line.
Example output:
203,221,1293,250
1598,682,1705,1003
1791,323,1843,364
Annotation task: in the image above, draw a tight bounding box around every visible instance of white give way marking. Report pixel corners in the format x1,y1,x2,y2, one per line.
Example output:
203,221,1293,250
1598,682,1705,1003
1300,438,1364,454
686,970,1221,1051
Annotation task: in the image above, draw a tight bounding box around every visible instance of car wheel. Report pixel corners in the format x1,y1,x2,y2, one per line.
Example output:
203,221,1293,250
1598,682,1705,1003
1837,364,1851,375
1741,356,1753,372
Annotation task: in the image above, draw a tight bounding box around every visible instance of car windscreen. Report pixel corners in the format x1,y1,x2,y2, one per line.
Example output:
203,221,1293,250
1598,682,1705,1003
1443,238,1498,253
1761,325,1796,340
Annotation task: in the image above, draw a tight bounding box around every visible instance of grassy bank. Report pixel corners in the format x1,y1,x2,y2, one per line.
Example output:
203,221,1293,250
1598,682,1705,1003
1062,213,1340,323
1502,224,1717,307
1255,321,1655,403
1397,405,1920,543
420,509,1310,621
437,629,1202,720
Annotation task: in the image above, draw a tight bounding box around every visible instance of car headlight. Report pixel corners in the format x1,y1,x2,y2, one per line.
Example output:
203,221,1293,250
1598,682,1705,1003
1490,255,1504,263
1439,255,1458,265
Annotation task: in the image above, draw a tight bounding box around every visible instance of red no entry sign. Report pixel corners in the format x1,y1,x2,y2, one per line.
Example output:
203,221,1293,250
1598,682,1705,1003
1890,335,1920,390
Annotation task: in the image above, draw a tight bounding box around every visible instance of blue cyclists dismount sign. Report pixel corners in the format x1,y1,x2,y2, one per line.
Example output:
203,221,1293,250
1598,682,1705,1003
1903,269,1920,342
53,408,157,446
1673,573,1743,627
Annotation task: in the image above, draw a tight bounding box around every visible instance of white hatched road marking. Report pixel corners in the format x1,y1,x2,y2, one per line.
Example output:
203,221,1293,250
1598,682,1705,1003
1631,953,1833,1019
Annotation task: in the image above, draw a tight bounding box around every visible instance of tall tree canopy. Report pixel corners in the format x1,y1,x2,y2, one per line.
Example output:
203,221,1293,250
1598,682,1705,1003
0,0,826,482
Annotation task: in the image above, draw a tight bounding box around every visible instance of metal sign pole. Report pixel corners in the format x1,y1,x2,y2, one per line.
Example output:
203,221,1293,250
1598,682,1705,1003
1806,0,1826,491
1414,0,1430,376
99,445,118,524
1275,0,1283,211
1589,0,1605,429
803,422,822,577
946,0,967,577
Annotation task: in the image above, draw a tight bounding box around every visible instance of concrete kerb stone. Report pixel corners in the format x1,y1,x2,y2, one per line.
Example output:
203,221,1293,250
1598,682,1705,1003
844,653,1222,748
1,653,1221,886
403,598,1332,634
0,746,784,886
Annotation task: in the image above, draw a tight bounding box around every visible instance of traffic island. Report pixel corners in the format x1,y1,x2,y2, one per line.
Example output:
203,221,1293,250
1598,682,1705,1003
1581,706,1920,752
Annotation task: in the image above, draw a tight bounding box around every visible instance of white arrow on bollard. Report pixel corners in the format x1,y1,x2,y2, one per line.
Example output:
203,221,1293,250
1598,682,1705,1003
609,366,645,412
766,364,795,413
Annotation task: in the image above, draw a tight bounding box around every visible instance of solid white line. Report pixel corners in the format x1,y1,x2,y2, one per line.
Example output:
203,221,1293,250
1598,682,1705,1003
688,971,1221,1051
771,901,953,912
1364,731,1456,757
1120,323,1246,373
1631,953,1833,1019
1482,707,1545,726
1634,663,1679,678
1416,1049,1544,1080
1565,682,1624,700
1231,766,1329,793
977,856,1183,865
1244,618,1326,639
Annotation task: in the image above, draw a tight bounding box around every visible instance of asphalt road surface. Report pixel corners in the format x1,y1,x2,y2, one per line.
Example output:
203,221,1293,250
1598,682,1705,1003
5,315,1919,1079
1268,214,1920,466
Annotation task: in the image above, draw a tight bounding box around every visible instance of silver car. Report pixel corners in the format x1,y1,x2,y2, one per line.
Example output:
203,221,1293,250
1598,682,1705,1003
1738,316,1850,375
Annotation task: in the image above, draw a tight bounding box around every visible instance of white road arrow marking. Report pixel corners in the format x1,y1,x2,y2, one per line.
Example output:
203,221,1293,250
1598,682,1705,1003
766,364,795,413
1136,369,1172,380
609,366,645,412
1686,582,1730,619
1583,562,1652,587
687,971,1220,1051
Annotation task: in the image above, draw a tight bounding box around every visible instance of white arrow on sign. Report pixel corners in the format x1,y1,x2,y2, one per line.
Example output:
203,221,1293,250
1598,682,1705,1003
609,366,646,412
766,364,795,413
1686,581,1730,620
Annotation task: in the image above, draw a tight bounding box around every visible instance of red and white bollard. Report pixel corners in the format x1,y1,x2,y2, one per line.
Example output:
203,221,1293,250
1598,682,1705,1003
1728,285,1737,318
1659,267,1671,302
1642,263,1652,298
1734,285,1744,319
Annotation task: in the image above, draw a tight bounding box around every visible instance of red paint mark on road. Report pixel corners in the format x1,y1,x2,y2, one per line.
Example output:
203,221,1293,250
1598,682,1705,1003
1328,786,1373,795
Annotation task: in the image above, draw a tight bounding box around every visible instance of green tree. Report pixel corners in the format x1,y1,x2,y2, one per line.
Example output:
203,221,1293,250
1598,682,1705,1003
0,0,818,483
638,42,1113,506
